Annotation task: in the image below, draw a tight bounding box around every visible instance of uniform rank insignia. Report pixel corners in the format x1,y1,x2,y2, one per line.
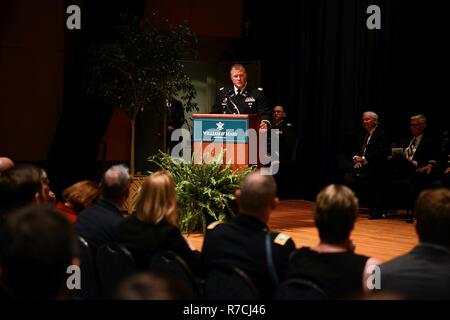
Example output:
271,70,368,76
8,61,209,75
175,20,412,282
274,233,290,245
257,87,264,91
207,221,223,230
245,97,255,102
219,87,224,91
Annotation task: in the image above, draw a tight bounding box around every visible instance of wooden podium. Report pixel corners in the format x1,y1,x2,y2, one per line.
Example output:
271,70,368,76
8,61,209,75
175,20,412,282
192,114,260,170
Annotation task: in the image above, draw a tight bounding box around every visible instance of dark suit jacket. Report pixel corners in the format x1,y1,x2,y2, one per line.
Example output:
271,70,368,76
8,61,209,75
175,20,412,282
75,198,124,249
116,215,201,271
380,243,450,299
202,214,296,298
352,127,391,175
167,99,185,129
400,132,437,168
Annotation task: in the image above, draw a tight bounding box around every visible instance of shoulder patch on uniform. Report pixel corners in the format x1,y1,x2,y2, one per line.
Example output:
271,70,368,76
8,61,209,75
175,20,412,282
219,87,225,91
207,221,223,230
273,233,290,245
257,87,264,91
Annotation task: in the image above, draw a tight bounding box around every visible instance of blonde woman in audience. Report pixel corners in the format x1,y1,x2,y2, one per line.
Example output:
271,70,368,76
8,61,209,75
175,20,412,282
284,184,381,299
117,171,201,270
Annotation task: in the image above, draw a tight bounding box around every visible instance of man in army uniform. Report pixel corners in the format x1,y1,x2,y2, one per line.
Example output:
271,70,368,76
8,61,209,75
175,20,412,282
271,105,297,198
201,171,296,299
212,64,271,129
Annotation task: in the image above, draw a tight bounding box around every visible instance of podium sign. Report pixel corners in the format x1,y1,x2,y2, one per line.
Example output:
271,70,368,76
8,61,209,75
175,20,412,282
193,117,250,143
192,114,260,170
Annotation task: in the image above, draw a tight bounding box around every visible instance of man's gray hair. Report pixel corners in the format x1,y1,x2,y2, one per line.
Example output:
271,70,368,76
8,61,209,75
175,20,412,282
411,114,427,124
239,171,277,214
363,111,379,121
101,164,131,202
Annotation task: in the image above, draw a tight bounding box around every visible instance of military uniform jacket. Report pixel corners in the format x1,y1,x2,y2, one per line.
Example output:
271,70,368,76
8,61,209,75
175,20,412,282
211,85,271,122
202,214,296,298
272,120,296,163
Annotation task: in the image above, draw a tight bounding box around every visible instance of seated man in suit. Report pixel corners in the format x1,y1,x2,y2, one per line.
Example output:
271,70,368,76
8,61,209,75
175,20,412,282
390,115,438,197
441,130,450,188
201,171,296,299
346,111,391,219
76,164,130,249
430,130,450,189
379,188,450,299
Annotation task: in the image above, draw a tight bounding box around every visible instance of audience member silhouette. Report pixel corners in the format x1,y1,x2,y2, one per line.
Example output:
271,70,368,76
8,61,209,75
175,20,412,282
0,157,14,175
379,188,450,299
285,184,381,299
0,205,79,299
202,171,296,299
114,271,193,300
76,164,130,249
56,180,100,224
0,164,50,218
117,171,201,271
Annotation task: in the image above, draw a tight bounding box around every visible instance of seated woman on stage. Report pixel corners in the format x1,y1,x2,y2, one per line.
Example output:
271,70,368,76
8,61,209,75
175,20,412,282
117,171,201,270
284,184,381,299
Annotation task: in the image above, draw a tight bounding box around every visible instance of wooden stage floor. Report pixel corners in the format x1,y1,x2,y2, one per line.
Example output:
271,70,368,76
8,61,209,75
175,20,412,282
185,200,418,263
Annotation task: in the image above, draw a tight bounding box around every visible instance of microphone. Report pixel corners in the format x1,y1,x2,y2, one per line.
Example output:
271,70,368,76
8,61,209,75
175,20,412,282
222,88,236,114
226,88,240,114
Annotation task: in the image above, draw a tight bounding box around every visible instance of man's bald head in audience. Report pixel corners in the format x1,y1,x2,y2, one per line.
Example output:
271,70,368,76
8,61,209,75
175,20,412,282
0,157,14,175
236,171,278,221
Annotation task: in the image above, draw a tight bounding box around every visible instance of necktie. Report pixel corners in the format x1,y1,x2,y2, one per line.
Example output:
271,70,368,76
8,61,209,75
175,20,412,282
236,89,240,96
359,134,370,156
405,137,417,160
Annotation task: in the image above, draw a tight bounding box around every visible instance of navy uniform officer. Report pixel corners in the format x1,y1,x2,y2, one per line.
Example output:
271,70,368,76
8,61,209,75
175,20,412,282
201,171,296,299
212,64,271,129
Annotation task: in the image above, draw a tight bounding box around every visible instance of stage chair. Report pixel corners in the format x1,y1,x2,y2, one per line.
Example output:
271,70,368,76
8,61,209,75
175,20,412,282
203,263,261,300
274,277,328,300
96,242,137,297
148,250,200,298
381,177,415,223
73,236,100,299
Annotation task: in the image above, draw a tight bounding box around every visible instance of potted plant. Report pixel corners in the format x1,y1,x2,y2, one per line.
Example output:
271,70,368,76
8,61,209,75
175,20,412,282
83,15,198,176
149,151,256,233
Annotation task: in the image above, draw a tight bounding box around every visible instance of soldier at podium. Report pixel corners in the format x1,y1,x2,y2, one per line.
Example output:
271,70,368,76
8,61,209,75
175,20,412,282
212,64,271,130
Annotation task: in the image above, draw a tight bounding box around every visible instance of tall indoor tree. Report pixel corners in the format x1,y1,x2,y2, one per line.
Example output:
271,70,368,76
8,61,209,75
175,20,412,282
83,15,198,175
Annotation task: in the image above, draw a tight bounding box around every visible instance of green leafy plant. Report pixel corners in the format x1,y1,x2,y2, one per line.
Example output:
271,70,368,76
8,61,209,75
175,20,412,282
148,150,256,233
83,15,198,175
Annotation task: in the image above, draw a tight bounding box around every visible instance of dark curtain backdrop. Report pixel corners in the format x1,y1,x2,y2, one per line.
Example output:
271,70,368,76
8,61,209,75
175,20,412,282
241,0,449,199
48,0,146,197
